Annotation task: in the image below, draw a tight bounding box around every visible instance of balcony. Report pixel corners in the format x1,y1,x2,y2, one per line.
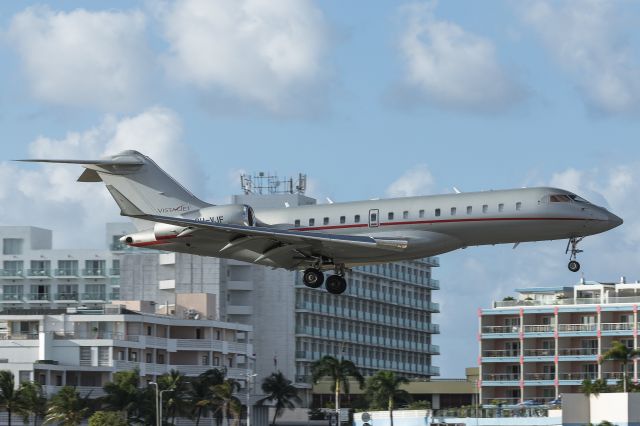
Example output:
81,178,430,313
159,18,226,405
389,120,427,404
557,323,597,333
601,322,635,332
0,293,23,302
54,293,79,302
81,293,106,302
0,332,38,340
523,372,555,381
109,268,120,276
54,269,79,277
481,349,520,358
523,348,554,357
27,269,52,278
603,371,624,380
482,373,520,381
558,347,598,356
25,293,50,302
0,270,24,279
522,325,553,333
558,372,596,381
482,325,520,334
82,269,106,277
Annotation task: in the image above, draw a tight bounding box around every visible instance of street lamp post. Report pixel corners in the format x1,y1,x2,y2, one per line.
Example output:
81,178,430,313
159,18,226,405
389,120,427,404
149,382,160,426
159,389,173,425
246,373,257,426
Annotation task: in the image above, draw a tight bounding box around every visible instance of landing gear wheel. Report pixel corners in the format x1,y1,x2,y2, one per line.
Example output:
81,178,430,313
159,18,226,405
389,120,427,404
302,268,324,288
325,275,347,295
568,260,581,272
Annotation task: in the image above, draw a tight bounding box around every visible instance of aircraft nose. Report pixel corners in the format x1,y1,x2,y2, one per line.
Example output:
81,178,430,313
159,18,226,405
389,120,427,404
608,212,623,228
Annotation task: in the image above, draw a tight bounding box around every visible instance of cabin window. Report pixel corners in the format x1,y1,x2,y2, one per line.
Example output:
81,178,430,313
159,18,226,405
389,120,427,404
388,212,394,220
403,211,409,219
323,217,329,225
498,203,504,212
482,205,488,213
451,207,456,216
516,202,522,211
340,216,346,224
435,208,441,217
419,209,425,218
466,206,472,214
550,194,572,202
294,219,300,227
309,218,315,226
354,215,360,223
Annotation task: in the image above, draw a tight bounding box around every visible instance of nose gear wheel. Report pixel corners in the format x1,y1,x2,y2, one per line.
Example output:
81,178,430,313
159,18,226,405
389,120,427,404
565,237,584,272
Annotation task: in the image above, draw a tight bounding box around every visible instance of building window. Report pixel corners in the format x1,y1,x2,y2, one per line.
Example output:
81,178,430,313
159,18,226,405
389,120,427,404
403,211,409,219
435,208,440,217
388,212,394,220
516,202,522,211
450,207,456,216
498,203,504,212
158,353,165,364
147,326,152,336
340,216,346,224
482,204,488,213
466,206,472,214
84,260,105,276
294,219,300,227
146,353,152,363
308,218,315,226
3,261,23,275
57,260,78,276
323,217,329,225
2,239,23,255
354,215,360,223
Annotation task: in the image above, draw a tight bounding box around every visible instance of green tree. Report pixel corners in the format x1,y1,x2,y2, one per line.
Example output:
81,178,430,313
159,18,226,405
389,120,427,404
311,355,364,412
212,379,242,426
0,370,21,426
88,410,128,426
16,381,46,426
102,369,140,420
580,378,610,396
257,371,302,426
190,368,226,426
365,371,411,426
159,369,192,425
600,340,640,392
43,386,91,426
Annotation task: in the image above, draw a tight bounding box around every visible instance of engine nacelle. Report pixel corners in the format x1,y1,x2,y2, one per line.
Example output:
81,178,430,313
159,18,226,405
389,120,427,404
194,204,255,226
121,223,189,246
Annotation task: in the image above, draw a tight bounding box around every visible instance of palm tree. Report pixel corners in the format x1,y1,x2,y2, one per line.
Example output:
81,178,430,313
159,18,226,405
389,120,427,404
159,369,192,425
191,368,226,426
257,371,302,426
43,386,91,426
580,378,609,396
0,370,21,426
16,381,46,426
311,355,364,413
365,371,410,426
102,369,140,420
212,378,242,426
599,340,640,392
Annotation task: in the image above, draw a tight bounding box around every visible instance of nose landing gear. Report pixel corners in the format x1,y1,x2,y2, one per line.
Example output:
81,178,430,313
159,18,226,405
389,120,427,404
566,237,584,272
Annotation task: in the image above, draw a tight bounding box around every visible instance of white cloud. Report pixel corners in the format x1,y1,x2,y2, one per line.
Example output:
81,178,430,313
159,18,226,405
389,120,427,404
2,107,204,248
522,0,640,115
397,1,524,111
386,164,435,198
157,0,330,115
7,6,152,111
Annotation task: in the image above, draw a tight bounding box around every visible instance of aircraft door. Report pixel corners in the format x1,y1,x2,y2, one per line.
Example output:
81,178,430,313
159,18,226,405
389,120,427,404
369,209,379,227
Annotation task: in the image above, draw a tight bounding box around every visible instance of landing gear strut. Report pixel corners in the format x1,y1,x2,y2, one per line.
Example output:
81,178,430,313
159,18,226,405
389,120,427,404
566,237,584,272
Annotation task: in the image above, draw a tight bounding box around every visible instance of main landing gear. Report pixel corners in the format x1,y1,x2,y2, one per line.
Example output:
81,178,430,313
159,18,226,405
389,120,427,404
566,237,584,272
302,266,347,295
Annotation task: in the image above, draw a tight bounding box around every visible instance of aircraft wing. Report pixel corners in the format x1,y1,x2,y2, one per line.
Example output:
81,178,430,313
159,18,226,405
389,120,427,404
141,214,408,269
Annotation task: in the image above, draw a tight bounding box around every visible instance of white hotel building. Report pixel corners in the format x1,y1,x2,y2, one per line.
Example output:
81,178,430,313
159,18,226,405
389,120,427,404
479,278,640,404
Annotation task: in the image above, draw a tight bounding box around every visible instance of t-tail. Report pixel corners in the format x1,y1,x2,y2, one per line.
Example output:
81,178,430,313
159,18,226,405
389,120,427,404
16,150,211,225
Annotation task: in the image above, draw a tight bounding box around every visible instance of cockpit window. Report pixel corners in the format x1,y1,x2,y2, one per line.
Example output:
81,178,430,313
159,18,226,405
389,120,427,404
549,194,572,202
568,194,589,203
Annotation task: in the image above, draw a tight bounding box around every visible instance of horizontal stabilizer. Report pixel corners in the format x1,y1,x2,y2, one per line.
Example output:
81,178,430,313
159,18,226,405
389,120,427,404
14,158,144,166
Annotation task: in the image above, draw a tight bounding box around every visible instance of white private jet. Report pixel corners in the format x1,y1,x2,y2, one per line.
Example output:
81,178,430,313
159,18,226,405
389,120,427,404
19,150,623,294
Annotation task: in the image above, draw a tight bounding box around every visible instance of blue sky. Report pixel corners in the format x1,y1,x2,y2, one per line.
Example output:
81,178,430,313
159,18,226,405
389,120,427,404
2,0,640,377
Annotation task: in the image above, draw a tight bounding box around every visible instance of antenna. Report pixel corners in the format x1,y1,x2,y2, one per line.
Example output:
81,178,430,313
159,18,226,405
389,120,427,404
239,172,307,195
